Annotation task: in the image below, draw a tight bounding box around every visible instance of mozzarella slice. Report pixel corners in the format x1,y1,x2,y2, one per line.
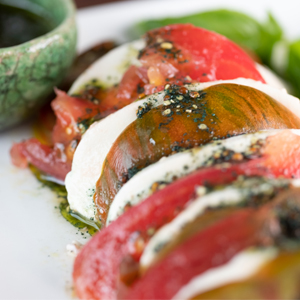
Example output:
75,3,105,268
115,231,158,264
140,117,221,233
172,247,278,300
69,39,145,95
66,79,300,221
140,177,295,270
65,93,164,220
255,63,287,90
106,130,280,224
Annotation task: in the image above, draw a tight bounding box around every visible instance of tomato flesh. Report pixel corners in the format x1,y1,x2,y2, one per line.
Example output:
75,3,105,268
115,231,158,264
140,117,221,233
10,138,71,181
260,130,300,178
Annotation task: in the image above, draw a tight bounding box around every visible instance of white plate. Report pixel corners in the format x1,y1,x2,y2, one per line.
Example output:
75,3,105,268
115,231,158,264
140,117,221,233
0,0,299,299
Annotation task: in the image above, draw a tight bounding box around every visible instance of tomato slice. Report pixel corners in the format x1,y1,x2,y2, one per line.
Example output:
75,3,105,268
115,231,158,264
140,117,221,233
73,162,271,299
11,90,105,180
51,89,103,143
124,188,300,299
10,138,71,181
140,24,266,86
124,209,265,300
116,66,145,100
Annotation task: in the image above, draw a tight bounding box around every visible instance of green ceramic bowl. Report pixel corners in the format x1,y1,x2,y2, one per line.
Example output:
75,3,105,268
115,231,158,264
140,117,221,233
0,0,77,130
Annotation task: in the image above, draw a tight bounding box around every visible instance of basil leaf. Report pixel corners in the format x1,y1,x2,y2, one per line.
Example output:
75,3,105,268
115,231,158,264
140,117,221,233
286,40,300,97
131,9,283,65
257,12,283,65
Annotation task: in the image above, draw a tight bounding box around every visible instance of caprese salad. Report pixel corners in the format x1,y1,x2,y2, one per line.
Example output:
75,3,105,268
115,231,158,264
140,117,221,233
11,24,300,299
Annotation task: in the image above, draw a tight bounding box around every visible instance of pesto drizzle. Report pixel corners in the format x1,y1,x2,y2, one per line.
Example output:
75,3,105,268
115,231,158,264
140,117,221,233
29,165,99,236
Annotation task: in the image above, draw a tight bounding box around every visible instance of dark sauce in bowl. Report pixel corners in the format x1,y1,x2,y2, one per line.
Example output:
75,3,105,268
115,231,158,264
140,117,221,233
0,2,55,48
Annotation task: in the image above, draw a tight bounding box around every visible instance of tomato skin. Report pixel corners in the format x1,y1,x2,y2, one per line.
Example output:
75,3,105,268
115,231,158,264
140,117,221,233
73,162,269,300
140,24,266,84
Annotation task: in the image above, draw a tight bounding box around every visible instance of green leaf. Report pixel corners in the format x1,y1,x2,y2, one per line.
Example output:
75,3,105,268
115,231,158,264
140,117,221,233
257,12,283,65
133,10,260,49
131,9,283,65
286,40,300,97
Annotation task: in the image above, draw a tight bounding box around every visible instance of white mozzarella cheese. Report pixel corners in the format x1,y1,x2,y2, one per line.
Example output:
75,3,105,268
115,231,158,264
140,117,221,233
66,78,300,222
65,92,164,220
255,63,287,90
69,39,145,95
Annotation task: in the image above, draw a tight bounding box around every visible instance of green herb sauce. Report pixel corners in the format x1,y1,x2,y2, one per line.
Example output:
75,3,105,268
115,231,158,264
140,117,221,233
0,2,55,48
29,165,99,236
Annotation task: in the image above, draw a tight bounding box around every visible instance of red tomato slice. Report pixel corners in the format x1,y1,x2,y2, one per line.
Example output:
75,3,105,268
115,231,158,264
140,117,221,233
11,85,142,180
10,142,28,169
73,162,269,300
124,188,300,299
140,24,266,85
10,138,71,181
124,209,265,300
11,90,106,181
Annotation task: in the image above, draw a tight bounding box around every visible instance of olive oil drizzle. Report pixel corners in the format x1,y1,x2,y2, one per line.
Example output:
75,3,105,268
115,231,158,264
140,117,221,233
29,165,99,236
